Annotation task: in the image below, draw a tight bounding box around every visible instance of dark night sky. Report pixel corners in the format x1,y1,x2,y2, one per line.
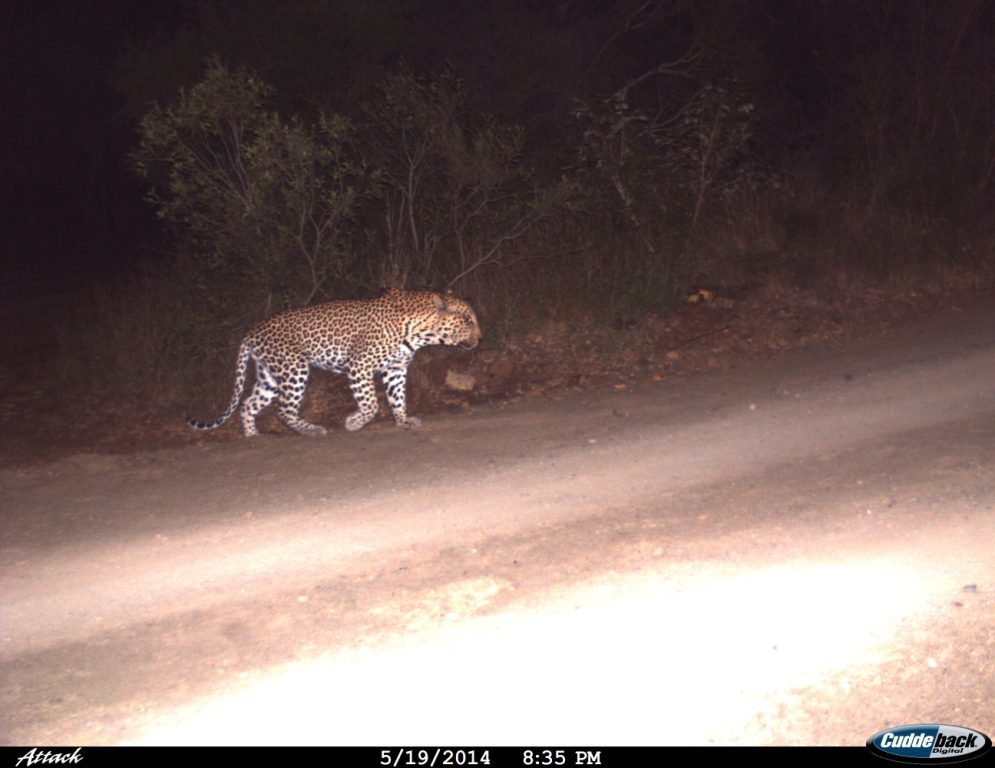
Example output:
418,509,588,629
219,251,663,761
2,0,189,277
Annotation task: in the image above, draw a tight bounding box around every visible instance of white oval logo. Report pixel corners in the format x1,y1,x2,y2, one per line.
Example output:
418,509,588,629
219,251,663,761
867,724,992,764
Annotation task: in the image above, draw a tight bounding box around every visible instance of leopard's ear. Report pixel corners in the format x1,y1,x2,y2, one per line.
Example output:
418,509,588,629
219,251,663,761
432,292,447,310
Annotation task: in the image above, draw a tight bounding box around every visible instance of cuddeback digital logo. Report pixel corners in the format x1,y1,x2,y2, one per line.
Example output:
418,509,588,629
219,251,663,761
867,724,992,764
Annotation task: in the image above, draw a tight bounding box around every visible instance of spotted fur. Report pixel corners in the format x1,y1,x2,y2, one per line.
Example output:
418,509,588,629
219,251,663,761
188,289,482,437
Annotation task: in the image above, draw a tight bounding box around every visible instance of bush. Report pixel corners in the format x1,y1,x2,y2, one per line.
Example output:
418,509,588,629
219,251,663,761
360,67,571,292
132,58,375,311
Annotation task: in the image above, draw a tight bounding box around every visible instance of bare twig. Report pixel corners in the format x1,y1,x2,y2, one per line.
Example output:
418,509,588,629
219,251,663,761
669,322,736,350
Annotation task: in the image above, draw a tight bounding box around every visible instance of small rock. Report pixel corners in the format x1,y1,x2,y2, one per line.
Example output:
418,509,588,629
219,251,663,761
687,288,715,304
445,370,476,391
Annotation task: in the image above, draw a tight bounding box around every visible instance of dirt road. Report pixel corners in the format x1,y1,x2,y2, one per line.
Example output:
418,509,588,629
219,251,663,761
1,301,993,746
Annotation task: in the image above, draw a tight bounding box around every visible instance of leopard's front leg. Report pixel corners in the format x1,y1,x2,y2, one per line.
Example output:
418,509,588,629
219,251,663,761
383,363,421,429
345,370,380,431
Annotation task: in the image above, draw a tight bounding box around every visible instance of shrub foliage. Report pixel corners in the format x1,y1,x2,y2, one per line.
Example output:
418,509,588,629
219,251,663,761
133,58,373,311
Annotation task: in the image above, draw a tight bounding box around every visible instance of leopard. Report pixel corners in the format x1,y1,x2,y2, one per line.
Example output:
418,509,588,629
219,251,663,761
187,289,482,437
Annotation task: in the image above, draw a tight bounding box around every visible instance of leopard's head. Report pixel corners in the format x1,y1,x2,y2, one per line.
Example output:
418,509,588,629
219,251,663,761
432,292,482,350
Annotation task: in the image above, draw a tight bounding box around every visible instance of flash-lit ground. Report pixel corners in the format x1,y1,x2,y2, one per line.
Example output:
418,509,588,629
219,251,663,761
1,301,992,745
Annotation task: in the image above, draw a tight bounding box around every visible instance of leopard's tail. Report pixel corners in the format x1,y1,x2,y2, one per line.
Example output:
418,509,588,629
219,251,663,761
186,338,253,431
